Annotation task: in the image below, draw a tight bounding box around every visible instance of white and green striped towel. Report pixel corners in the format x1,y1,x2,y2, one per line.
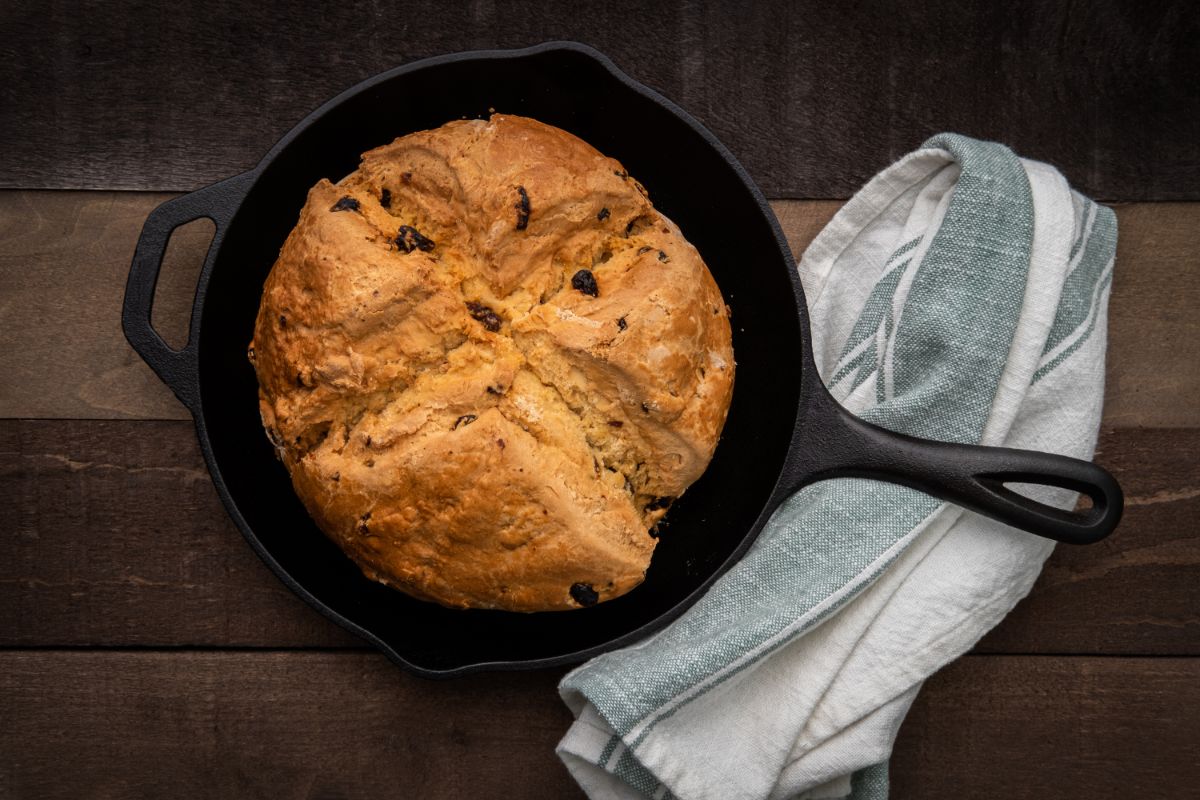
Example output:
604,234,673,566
556,134,1117,800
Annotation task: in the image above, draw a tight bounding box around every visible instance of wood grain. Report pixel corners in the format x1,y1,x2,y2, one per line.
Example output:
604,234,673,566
3,8,1196,797
0,419,354,648
976,426,1200,655
891,655,1200,798
2,193,1197,425
1,1,1198,199
1104,203,1200,428
2,420,1196,654
0,651,1194,799
0,192,189,420
0,651,582,800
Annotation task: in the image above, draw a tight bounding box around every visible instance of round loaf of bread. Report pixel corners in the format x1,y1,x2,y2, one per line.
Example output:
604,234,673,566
250,114,734,611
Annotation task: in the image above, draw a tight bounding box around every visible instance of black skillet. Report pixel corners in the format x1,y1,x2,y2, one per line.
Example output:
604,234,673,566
123,42,1123,678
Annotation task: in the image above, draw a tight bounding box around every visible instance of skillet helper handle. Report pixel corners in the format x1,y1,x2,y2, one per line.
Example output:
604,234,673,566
122,172,254,413
795,390,1123,545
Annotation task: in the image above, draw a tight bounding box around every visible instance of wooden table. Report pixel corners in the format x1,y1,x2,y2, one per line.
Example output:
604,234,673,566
3,2,1198,797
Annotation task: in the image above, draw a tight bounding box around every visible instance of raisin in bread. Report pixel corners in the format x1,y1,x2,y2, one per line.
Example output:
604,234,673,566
250,114,734,611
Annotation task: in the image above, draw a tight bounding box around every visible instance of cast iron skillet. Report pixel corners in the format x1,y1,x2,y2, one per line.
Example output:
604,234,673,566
123,42,1123,678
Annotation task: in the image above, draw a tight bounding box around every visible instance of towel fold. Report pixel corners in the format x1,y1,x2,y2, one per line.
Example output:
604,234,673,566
556,134,1117,800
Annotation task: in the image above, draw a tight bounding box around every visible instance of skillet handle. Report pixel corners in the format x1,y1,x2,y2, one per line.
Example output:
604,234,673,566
122,171,254,413
790,389,1123,545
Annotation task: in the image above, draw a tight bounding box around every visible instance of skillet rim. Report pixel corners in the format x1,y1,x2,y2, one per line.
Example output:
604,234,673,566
190,40,810,678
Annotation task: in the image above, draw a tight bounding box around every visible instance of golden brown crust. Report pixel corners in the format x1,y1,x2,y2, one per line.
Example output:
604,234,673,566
250,114,734,611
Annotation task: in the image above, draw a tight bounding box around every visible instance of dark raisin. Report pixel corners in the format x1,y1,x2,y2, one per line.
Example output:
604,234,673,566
331,196,360,212
295,372,305,387
453,414,477,430
279,314,287,328
395,225,435,253
617,316,627,331
401,172,413,183
645,496,674,511
365,459,375,468
607,420,623,428
497,438,506,450
637,246,653,255
486,385,504,395
364,435,372,448
625,219,638,237
514,186,531,230
331,472,340,482
357,512,371,535
465,301,502,332
571,269,599,297
380,188,392,208
658,250,670,262
570,582,599,607
597,207,610,221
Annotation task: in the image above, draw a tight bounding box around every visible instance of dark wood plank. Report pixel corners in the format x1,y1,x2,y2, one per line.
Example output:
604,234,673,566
2,1,1197,199
2,421,1196,654
0,651,582,800
1,651,1194,799
0,419,355,648
892,656,1200,798
3,193,1197,425
977,426,1200,654
1105,203,1200,428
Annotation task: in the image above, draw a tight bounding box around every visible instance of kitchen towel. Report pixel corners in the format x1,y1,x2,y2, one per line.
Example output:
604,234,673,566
556,133,1117,800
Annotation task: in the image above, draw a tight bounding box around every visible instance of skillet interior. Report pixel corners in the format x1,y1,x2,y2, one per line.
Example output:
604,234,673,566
197,44,805,674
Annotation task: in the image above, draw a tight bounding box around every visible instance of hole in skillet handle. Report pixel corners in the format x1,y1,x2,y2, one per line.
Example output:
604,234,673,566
152,218,217,350
122,171,256,413
969,467,1121,543
778,381,1124,546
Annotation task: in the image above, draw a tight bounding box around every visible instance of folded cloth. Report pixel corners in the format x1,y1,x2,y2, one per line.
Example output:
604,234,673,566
556,134,1117,800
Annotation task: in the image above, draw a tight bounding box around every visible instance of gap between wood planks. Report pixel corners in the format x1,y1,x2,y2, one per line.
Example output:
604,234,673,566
0,645,1194,658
